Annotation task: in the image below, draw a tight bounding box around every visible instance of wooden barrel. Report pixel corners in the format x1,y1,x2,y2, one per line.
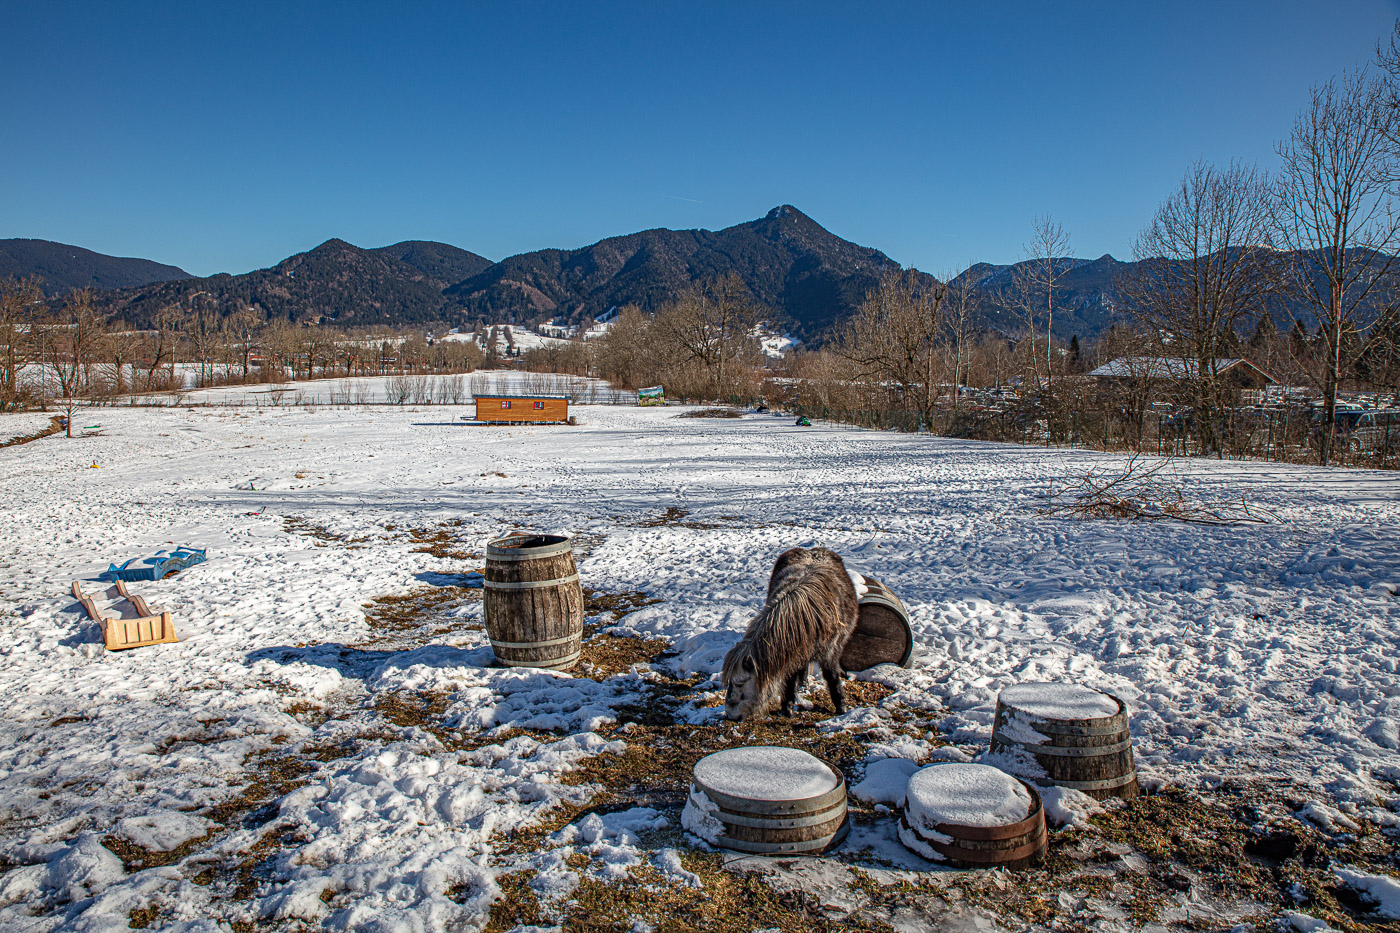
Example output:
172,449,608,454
989,683,1138,801
898,764,1047,868
688,747,848,855
483,533,584,671
840,574,913,671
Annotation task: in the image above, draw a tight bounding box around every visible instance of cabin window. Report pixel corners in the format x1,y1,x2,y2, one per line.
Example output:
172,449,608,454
501,400,511,409
534,401,545,410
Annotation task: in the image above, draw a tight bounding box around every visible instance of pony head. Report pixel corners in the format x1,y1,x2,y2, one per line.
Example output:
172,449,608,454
721,639,774,721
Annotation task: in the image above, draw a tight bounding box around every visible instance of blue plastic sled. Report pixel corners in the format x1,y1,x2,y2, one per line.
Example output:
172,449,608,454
105,546,208,582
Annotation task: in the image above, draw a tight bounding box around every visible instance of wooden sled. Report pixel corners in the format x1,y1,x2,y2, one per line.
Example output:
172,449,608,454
73,580,179,651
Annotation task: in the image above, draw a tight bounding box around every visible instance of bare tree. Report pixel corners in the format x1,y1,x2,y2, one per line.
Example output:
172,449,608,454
225,304,261,381
943,266,980,411
0,278,42,412
1013,215,1073,391
594,305,655,389
184,293,220,387
39,289,105,436
653,273,763,400
102,324,140,396
145,305,183,391
1124,160,1277,456
1273,70,1400,465
839,269,949,429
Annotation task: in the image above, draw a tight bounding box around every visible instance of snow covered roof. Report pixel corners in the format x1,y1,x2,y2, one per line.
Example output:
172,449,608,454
1088,357,1270,381
473,394,570,400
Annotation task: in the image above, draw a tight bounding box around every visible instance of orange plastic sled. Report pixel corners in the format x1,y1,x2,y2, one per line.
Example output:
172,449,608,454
73,580,179,651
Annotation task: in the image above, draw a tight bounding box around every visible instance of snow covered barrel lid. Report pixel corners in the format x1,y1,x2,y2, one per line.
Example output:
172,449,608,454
990,682,1138,801
840,573,914,672
897,762,1047,868
683,746,848,855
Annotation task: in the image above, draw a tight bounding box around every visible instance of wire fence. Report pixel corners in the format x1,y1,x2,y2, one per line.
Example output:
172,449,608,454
788,402,1400,470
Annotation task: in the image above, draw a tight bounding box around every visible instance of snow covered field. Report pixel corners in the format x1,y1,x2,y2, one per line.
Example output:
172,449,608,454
1,382,1398,931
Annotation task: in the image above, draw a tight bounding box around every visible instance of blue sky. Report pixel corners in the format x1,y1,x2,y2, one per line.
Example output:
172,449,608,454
3,1,1397,277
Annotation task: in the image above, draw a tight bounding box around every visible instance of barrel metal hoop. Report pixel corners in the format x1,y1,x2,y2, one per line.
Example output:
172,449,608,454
1006,718,1127,737
718,801,847,830
934,833,1047,864
484,573,581,591
1046,771,1139,792
486,543,575,561
493,649,581,670
899,815,1046,864
716,818,849,855
490,633,581,650
995,737,1132,758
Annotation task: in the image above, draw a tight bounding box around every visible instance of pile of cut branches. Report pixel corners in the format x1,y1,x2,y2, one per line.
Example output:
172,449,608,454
1042,456,1277,526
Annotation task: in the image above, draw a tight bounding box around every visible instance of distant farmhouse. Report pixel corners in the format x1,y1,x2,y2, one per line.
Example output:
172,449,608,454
1089,357,1274,402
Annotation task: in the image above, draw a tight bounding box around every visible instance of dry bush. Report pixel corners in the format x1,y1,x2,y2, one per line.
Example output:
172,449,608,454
1043,455,1277,525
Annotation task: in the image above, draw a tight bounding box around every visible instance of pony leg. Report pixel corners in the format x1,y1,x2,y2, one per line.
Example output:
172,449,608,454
820,664,847,715
780,669,807,716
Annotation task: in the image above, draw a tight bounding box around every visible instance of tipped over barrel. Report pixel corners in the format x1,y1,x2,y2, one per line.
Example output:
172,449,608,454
840,574,913,672
483,533,584,671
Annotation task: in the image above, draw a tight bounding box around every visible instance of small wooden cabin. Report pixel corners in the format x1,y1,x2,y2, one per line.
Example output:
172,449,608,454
473,394,570,424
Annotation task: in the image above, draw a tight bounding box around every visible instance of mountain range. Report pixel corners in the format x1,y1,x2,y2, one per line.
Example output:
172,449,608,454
0,238,190,296
5,209,1250,343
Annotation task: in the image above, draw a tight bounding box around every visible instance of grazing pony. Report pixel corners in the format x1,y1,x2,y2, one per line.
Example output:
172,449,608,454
721,547,859,720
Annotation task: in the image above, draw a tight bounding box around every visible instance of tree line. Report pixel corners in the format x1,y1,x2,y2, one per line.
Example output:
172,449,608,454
9,24,1400,468
0,283,486,424
526,26,1400,468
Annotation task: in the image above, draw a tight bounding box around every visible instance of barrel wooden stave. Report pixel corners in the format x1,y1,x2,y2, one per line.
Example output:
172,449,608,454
483,534,584,671
841,576,914,672
900,780,1048,869
990,692,1139,801
692,758,849,856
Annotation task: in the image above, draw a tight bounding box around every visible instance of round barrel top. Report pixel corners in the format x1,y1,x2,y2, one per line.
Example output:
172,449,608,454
904,763,1033,831
693,746,842,805
487,533,573,561
999,682,1122,722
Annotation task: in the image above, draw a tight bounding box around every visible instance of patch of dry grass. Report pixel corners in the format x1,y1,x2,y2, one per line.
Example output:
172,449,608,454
676,408,746,419
357,583,481,646
487,855,895,933
408,519,482,561
634,507,726,530
283,515,369,548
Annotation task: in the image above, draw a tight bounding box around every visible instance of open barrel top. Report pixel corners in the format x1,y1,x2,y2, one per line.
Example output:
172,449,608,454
486,533,574,560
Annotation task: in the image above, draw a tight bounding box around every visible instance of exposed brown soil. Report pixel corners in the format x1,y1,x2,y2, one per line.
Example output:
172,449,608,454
0,415,66,449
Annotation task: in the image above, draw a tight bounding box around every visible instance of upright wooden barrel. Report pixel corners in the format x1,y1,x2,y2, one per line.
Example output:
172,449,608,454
483,533,584,671
898,763,1047,869
840,574,914,671
686,747,848,855
989,682,1138,801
